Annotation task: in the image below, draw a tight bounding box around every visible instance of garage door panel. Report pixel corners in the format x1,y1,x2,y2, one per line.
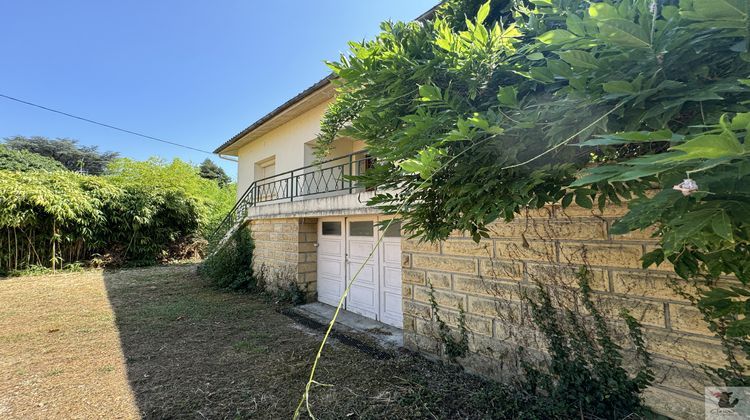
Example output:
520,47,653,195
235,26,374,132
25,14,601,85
318,239,341,256
346,231,378,319
381,291,403,328
348,263,375,285
317,219,345,308
382,242,401,264
379,230,403,328
318,280,342,306
318,217,403,329
349,240,374,258
349,285,376,306
319,258,342,276
382,290,402,313
382,266,401,289
346,219,378,318
318,275,341,287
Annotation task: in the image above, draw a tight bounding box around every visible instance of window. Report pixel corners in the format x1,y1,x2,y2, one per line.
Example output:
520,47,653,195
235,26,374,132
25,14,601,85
383,221,401,237
349,221,373,237
254,157,276,181
322,221,341,236
255,157,277,201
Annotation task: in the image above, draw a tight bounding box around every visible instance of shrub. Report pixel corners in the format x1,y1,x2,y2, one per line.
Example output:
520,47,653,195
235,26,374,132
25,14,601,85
254,263,307,305
270,280,306,305
0,170,120,272
198,227,256,291
106,158,235,235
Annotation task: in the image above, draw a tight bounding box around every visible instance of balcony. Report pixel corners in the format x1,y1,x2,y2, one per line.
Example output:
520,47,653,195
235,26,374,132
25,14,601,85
250,150,374,205
208,151,375,249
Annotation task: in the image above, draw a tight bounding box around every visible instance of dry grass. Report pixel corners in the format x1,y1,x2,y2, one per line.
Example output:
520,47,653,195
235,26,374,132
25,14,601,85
0,270,139,419
0,264,527,419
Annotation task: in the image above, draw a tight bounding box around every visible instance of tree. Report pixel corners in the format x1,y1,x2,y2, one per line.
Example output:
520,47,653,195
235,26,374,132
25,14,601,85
319,0,750,384
319,0,750,243
0,144,66,172
3,136,119,175
198,158,231,187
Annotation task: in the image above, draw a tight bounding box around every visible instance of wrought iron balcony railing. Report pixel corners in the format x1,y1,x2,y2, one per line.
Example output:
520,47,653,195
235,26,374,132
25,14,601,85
207,150,374,252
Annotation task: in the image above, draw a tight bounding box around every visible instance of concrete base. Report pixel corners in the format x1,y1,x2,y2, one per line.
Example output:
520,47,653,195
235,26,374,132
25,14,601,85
289,302,403,350
245,191,380,220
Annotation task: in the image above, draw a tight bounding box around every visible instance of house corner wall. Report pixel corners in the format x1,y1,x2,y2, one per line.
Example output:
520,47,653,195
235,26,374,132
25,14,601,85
250,217,317,301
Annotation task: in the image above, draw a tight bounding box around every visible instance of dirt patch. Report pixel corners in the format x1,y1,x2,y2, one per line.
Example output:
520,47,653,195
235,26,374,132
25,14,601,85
2,264,534,419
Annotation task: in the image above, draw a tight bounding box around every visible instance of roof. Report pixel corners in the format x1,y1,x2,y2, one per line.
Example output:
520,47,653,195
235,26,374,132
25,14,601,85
213,74,335,154
214,3,442,155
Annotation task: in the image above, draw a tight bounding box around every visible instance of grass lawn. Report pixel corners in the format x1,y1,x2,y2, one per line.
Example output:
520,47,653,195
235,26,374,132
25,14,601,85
0,264,523,419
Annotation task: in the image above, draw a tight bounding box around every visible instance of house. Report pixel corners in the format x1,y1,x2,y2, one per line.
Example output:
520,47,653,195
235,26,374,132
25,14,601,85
213,22,716,420
214,75,405,327
213,74,711,418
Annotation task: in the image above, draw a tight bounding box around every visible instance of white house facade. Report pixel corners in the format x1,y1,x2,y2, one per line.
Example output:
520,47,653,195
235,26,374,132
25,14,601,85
214,77,403,328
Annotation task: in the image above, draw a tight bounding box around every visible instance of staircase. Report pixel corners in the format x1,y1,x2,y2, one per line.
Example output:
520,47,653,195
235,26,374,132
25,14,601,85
206,182,256,254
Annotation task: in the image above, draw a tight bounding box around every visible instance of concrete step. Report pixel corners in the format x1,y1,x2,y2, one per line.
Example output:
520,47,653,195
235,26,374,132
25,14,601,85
283,302,403,354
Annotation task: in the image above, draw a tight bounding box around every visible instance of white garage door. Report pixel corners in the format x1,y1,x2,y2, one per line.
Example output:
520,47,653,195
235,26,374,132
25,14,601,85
317,219,345,307
316,217,403,328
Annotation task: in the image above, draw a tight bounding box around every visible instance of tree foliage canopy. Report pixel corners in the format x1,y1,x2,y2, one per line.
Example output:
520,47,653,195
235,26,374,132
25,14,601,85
321,0,747,238
198,158,232,187
3,136,119,175
0,144,66,172
319,0,750,369
320,0,750,273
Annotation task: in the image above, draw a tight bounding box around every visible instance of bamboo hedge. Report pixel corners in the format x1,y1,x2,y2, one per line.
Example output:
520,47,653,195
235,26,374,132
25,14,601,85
0,158,235,274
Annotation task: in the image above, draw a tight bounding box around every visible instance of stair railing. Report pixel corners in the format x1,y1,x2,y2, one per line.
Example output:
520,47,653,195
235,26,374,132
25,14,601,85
206,150,373,253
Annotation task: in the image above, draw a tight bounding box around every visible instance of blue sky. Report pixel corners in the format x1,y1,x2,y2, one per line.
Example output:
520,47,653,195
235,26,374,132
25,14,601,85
0,1,437,178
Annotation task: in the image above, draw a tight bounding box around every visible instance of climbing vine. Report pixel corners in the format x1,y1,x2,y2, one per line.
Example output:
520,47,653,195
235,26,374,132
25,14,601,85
522,267,654,418
427,282,469,361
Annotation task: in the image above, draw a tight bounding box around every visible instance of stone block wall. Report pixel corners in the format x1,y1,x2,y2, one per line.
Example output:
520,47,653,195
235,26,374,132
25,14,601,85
401,204,730,419
249,217,317,301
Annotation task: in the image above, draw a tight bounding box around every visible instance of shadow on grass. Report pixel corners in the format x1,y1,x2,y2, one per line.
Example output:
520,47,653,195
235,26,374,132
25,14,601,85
103,264,539,419
102,264,316,418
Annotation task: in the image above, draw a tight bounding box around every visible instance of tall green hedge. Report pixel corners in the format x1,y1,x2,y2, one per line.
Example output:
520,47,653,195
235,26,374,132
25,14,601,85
0,158,235,273
106,158,236,235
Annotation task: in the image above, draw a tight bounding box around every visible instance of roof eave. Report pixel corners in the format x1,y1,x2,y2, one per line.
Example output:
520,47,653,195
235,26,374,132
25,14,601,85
213,74,336,155
214,2,443,155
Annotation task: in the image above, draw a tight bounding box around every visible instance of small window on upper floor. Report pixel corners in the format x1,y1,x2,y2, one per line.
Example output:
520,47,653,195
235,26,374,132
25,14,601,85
255,157,276,181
